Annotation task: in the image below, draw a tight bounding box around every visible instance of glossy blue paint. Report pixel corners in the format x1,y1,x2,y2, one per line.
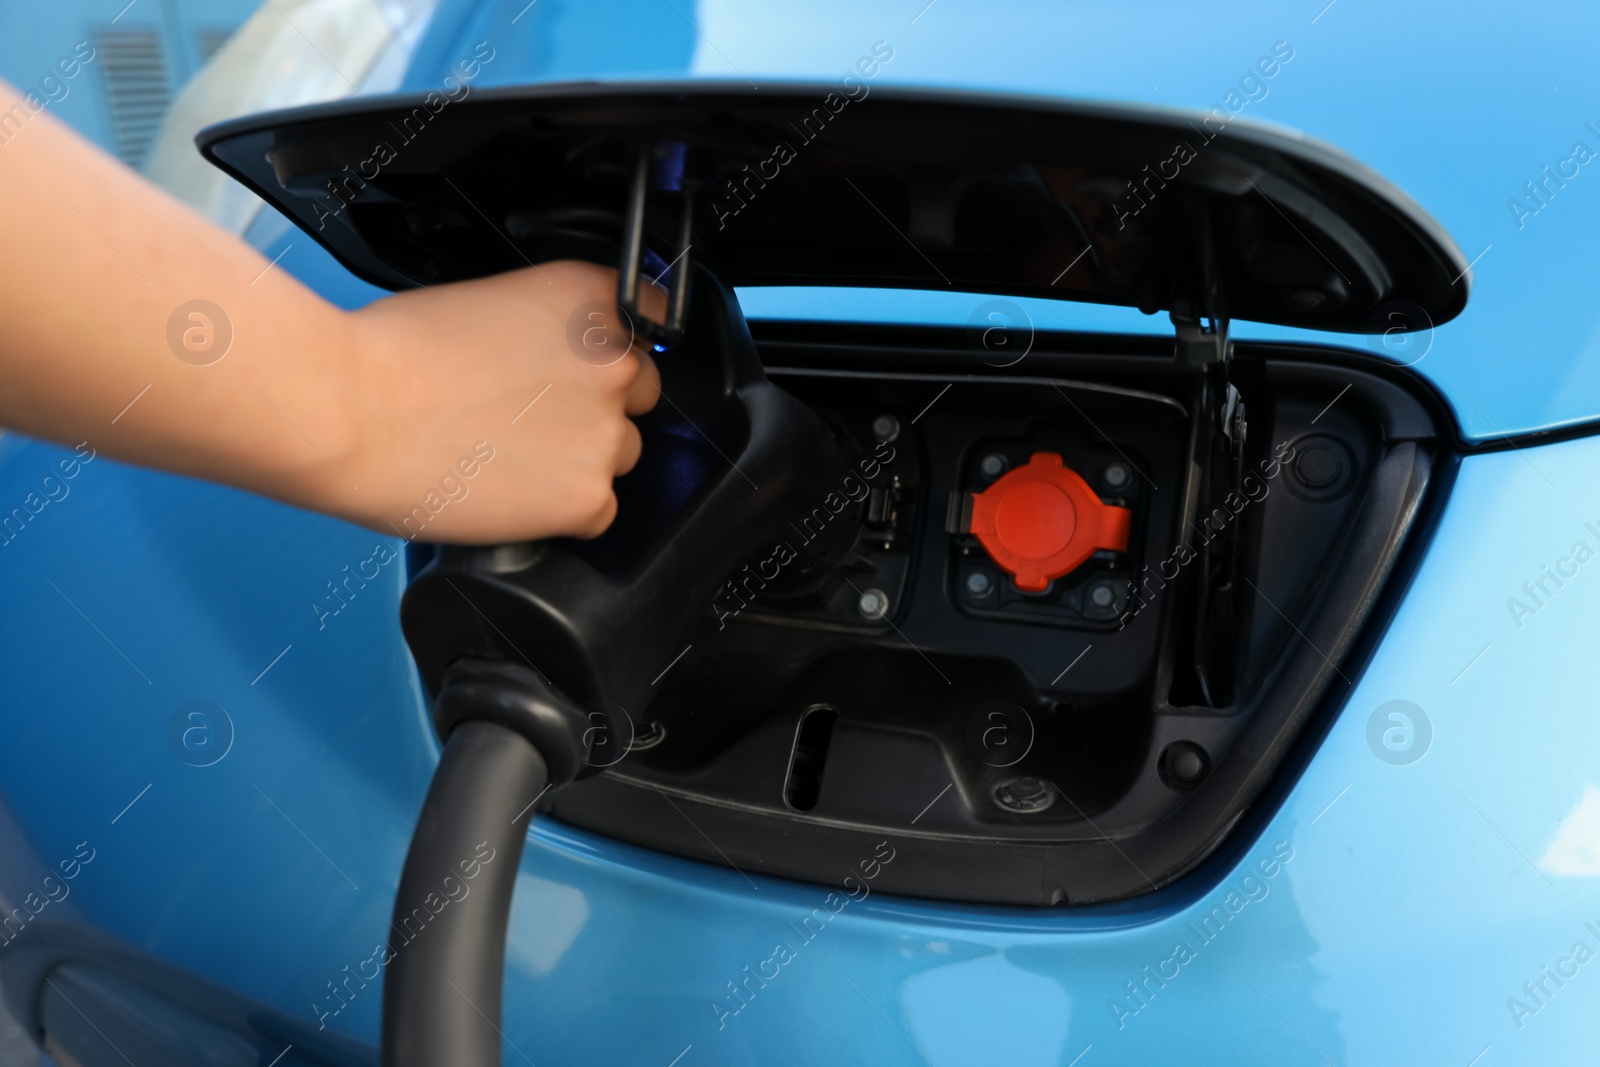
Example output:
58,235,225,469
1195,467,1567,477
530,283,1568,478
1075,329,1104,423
5,426,1600,1063
4,2,1600,1065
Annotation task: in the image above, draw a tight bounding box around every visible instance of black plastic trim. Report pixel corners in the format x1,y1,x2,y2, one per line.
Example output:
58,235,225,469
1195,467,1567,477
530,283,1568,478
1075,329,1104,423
541,326,1448,905
195,81,1470,333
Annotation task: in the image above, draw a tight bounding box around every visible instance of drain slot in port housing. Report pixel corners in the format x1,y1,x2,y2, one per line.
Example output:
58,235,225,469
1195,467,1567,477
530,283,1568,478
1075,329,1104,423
784,704,839,812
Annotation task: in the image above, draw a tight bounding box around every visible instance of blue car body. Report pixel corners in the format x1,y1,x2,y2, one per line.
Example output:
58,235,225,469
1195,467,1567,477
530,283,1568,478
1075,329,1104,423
4,2,1600,1064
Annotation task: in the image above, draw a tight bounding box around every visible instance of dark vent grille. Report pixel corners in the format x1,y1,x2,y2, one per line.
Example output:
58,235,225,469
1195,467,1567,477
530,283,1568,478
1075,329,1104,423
94,28,171,167
196,28,233,63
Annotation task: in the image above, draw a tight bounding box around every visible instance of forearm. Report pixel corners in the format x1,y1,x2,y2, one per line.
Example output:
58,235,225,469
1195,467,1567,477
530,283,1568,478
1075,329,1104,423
0,81,661,544
0,80,358,509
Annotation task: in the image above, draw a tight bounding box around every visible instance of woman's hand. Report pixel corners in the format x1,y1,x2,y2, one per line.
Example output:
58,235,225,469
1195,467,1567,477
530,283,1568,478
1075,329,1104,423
330,261,663,543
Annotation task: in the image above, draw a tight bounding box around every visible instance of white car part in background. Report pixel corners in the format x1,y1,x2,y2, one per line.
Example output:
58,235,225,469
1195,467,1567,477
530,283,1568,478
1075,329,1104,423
142,0,438,233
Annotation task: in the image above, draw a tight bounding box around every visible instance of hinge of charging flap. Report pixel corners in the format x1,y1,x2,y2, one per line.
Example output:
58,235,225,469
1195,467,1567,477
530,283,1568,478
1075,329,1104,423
1171,308,1247,497
617,141,694,347
1169,307,1249,707
1171,310,1230,371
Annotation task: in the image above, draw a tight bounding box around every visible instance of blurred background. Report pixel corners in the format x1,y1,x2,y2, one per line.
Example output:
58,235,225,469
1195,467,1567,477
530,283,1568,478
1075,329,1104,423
7,9,255,1058
1,8,467,1064
3,0,438,238
3,1,258,168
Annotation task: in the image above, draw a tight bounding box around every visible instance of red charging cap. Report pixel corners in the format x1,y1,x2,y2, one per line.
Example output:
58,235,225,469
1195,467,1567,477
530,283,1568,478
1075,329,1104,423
969,452,1130,592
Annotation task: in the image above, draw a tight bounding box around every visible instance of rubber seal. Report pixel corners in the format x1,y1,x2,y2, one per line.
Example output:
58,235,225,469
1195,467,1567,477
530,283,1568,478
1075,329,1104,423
433,659,596,787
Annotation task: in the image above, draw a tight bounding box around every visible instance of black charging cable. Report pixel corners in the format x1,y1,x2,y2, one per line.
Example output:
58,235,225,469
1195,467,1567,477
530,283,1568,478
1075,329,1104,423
381,661,596,1067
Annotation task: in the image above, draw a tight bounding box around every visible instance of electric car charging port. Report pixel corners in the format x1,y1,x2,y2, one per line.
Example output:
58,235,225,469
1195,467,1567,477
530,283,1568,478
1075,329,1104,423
184,79,1470,1066
949,437,1143,623
197,82,1456,918
548,329,1439,905
702,405,920,632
